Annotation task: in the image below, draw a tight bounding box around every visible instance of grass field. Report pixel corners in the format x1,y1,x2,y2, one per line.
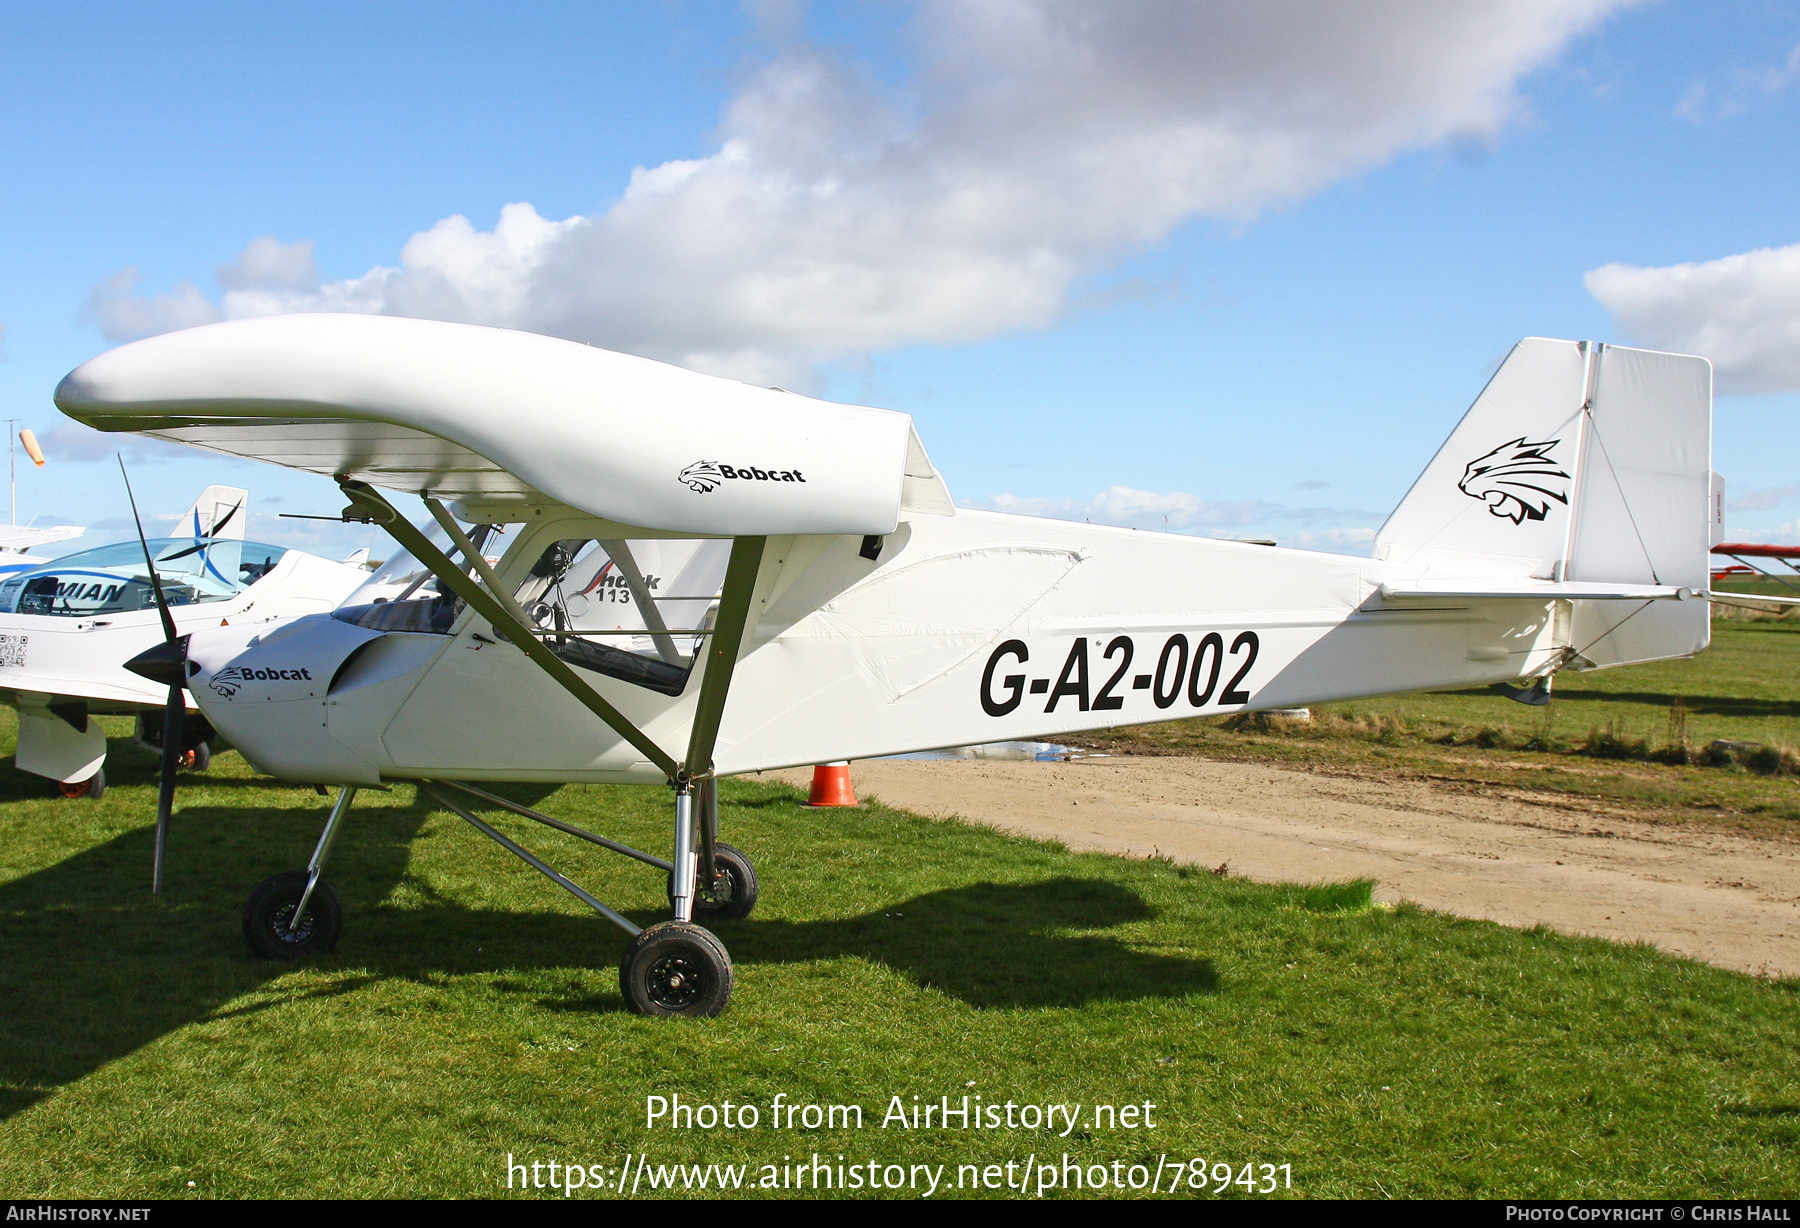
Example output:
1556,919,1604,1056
2,719,1800,1198
1073,612,1800,831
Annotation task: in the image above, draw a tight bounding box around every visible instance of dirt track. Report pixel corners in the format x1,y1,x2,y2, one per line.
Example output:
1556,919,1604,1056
767,757,1800,978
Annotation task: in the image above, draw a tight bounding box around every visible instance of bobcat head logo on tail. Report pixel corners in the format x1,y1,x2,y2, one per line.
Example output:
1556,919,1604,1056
1459,437,1571,525
679,461,725,493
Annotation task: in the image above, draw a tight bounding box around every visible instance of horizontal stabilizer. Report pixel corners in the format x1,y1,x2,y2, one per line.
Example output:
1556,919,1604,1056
1379,579,1696,601
1705,590,1800,609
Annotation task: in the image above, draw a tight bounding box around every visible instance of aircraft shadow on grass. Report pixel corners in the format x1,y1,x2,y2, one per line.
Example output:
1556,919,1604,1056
1443,687,1800,723
1545,690,1800,722
675,878,1220,1011
0,788,1214,1120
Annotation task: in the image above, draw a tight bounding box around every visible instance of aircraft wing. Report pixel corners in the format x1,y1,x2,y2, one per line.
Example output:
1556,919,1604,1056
54,314,953,536
0,524,84,552
1712,542,1800,559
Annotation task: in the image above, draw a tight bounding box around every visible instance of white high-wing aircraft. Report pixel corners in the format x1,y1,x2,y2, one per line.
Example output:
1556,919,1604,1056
0,483,371,797
56,314,1717,1016
0,523,87,579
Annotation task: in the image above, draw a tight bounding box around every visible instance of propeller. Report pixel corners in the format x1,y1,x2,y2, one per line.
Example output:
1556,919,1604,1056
116,460,188,896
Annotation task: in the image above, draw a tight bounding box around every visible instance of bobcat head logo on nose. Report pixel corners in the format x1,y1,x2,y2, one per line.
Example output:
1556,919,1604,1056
679,461,724,493
208,666,247,699
1459,437,1570,525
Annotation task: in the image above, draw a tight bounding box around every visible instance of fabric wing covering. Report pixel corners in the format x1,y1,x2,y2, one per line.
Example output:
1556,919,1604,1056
54,314,953,536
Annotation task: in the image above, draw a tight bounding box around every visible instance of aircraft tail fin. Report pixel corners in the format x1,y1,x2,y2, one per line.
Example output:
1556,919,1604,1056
183,485,248,540
1374,339,1713,669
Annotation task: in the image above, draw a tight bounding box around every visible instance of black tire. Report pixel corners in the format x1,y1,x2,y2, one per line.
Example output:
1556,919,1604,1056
242,870,343,960
620,921,733,1017
667,842,759,921
58,768,105,800
182,742,211,772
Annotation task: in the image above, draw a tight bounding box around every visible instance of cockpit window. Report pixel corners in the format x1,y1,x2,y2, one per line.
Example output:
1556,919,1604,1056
0,539,289,617
513,537,730,697
328,525,728,699
330,522,507,636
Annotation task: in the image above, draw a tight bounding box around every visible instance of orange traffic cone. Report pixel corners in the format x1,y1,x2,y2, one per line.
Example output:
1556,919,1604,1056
806,761,861,807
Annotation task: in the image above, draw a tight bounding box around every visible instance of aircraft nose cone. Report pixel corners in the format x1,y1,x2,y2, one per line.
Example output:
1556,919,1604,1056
125,635,192,688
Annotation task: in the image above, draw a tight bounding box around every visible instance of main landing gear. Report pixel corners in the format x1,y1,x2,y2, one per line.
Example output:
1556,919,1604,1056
57,769,105,799
134,713,215,774
314,488,770,1019
621,922,733,1017
254,778,757,1018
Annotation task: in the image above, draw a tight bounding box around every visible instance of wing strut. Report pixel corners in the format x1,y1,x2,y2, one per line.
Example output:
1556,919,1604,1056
683,535,765,780
340,480,767,1010
596,538,683,665
336,479,680,777
671,534,765,914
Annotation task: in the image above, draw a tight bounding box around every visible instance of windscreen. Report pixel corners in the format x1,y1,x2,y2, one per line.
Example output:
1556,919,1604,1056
331,522,509,635
0,539,289,617
513,537,731,696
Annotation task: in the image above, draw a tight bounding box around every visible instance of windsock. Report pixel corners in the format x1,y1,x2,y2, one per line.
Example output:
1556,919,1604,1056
19,430,43,467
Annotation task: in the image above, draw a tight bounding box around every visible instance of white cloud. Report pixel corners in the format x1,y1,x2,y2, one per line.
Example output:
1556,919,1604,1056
1289,526,1379,551
90,1,1626,385
1676,42,1800,120
1585,243,1800,395
1728,483,1800,514
215,236,318,293
969,484,1382,552
85,268,222,343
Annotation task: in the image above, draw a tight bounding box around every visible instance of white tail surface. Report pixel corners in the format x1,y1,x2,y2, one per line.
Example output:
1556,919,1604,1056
182,485,248,540
1376,339,1712,670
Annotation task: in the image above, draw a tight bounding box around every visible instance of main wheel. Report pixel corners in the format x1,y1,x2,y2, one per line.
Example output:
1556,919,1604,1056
620,921,733,1017
180,742,211,772
57,769,105,800
666,842,759,921
242,870,343,960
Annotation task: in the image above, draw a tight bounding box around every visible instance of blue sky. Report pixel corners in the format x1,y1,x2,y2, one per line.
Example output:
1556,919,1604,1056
3,1,1799,556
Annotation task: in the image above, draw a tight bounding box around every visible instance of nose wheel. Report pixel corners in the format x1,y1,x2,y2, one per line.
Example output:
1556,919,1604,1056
620,921,733,1017
242,869,343,959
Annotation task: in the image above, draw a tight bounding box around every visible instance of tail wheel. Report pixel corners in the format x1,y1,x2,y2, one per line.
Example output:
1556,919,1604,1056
57,769,105,800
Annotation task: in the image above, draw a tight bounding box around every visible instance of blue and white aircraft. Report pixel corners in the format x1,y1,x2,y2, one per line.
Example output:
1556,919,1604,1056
0,485,371,796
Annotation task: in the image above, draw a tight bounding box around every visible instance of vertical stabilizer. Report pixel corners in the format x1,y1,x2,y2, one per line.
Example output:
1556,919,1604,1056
1375,339,1712,670
183,485,248,540
1375,338,1588,579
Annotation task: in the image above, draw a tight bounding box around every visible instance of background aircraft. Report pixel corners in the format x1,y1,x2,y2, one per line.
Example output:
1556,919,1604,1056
0,523,85,579
57,315,1718,1015
0,484,371,797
